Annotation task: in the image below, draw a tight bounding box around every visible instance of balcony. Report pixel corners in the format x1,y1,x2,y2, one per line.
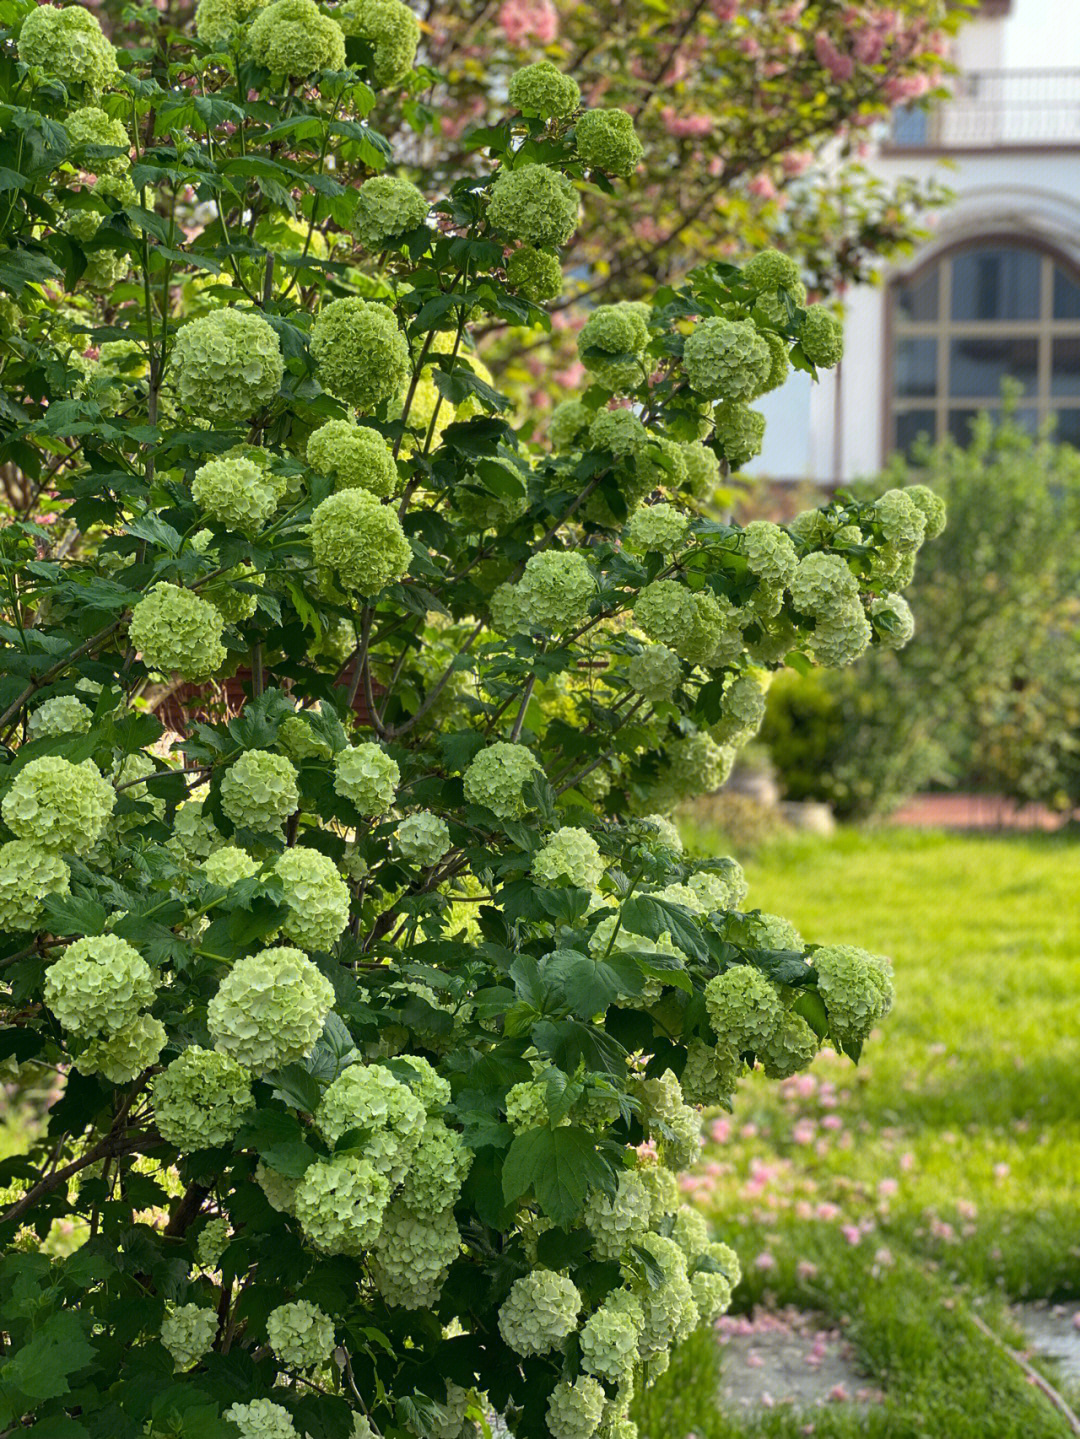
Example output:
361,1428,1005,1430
887,69,1080,150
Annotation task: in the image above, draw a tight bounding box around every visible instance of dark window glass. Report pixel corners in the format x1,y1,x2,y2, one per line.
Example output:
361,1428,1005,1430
895,269,939,323
946,409,985,446
950,247,1041,321
949,336,1037,398
948,407,1037,442
895,409,937,456
895,338,938,398
1053,267,1080,320
1051,407,1080,445
1051,338,1080,397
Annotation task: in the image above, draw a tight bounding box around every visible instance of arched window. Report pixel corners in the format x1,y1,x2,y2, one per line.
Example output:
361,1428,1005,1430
888,239,1080,456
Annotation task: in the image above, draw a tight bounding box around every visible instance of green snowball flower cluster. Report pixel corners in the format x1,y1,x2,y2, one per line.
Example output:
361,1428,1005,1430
508,60,580,119
713,402,766,470
26,694,93,739
683,317,772,402
311,490,412,595
626,644,681,704
220,750,299,831
370,1198,461,1308
588,407,648,457
639,813,683,854
266,1300,335,1369
202,845,258,888
161,1304,218,1373
487,164,580,248
624,1232,698,1360
398,1117,472,1213
64,105,128,167
315,1063,425,1183
195,0,267,46
224,1401,299,1439
812,599,872,667
75,1012,167,1084
246,0,345,77
547,1375,605,1439
704,964,783,1053
172,309,284,422
307,420,398,498
295,1154,390,1254
800,306,845,368
637,1070,701,1170
0,841,70,932
463,742,543,819
789,552,859,616
506,246,563,303
688,860,746,911
2,756,115,856
532,826,603,889
741,519,799,588
743,911,802,950
278,712,332,762
394,1054,451,1110
680,440,722,498
742,249,802,295
337,0,420,87
395,810,451,866
873,487,927,551
633,581,723,666
207,563,265,626
578,302,650,394
583,1169,651,1260
814,944,894,1045
504,1077,554,1133
905,483,947,540
191,454,286,534
207,945,335,1073
352,176,429,249
334,743,400,815
498,1270,582,1356
549,399,591,452
625,503,689,553
170,798,222,864
256,1161,300,1215
274,847,351,952
43,934,155,1037
575,108,643,178
153,1045,254,1149
129,583,226,681
18,4,118,95
196,1216,230,1269
870,592,915,649
580,1296,641,1381
680,1039,739,1106
753,275,807,328
760,1010,819,1079
310,298,410,411
714,673,766,742
513,550,594,632
659,732,733,805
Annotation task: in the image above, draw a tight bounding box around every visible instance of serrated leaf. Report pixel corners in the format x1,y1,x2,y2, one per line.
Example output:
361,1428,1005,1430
501,1126,613,1226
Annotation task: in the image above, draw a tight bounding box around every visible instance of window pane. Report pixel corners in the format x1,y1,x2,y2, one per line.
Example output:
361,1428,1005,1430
950,247,1042,321
1053,267,1080,320
1052,338,1080,397
947,409,985,446
895,408,937,456
1051,407,1080,446
895,269,939,323
895,338,938,398
949,336,1037,397
949,407,1037,445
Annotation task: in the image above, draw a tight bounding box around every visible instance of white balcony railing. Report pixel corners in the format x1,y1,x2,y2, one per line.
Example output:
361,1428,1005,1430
888,69,1080,149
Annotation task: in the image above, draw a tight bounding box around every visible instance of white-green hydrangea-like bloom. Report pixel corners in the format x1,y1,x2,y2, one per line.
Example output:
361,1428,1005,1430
337,0,419,86
170,798,223,864
814,944,894,1045
670,1205,710,1262
532,827,603,890
128,582,226,681
201,845,259,888
487,164,580,248
661,732,733,804
812,597,872,668
638,1159,681,1223
683,317,772,402
153,1046,254,1149
246,0,345,75
870,592,915,649
352,176,429,249
256,1161,300,1215
625,1232,698,1358
873,487,927,551
704,965,784,1053
26,694,93,740
547,1376,605,1439
626,644,681,704
800,306,844,368
506,245,563,303
333,743,400,815
277,712,332,763
680,440,721,498
2,756,114,857
625,504,689,554
713,403,765,470
310,298,409,411
315,1063,425,1183
370,1198,461,1308
208,946,334,1074
498,1270,582,1357
714,673,767,743
638,1070,701,1169
462,742,543,820
191,455,286,534
195,1216,230,1269
18,4,118,94
274,847,350,952
307,419,398,498
311,490,412,596
583,1169,652,1261
399,1117,472,1214
588,407,649,458
0,840,70,932
220,750,299,832
161,1303,218,1372
395,810,451,867
295,1154,391,1255
578,303,650,393
515,550,594,631
266,1300,335,1369
224,1400,300,1439
580,1298,641,1381
75,1012,167,1084
508,60,580,119
172,309,283,422
549,399,591,452
639,813,683,853
392,1055,450,1111
691,1270,733,1322
43,934,155,1038
633,580,695,650
741,519,798,588
742,248,802,294
760,1010,819,1079
687,859,747,911
195,0,266,45
789,552,859,618
207,561,264,626
504,1077,555,1133
575,108,643,178
904,483,947,540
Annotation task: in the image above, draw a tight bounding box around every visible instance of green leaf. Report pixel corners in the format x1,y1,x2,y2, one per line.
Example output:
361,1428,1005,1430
793,988,830,1038
0,1311,96,1419
501,1125,614,1226
41,893,107,937
542,949,644,1018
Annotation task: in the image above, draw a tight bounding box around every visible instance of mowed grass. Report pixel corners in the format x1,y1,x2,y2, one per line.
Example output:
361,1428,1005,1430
633,827,1080,1439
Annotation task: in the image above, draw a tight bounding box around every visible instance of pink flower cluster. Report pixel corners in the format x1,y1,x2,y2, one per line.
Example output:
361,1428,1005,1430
497,0,558,47
660,108,713,139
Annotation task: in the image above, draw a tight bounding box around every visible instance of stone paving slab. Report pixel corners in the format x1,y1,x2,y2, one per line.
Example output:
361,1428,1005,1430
1015,1304,1080,1390
717,1308,883,1412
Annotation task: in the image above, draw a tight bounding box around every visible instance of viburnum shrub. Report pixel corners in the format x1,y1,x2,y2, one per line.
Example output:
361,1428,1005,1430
0,6,936,1439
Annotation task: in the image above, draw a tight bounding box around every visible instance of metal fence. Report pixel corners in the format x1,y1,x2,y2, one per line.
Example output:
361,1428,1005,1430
888,69,1080,149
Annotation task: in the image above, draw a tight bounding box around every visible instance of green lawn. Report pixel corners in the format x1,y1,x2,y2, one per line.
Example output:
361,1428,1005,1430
634,827,1080,1439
